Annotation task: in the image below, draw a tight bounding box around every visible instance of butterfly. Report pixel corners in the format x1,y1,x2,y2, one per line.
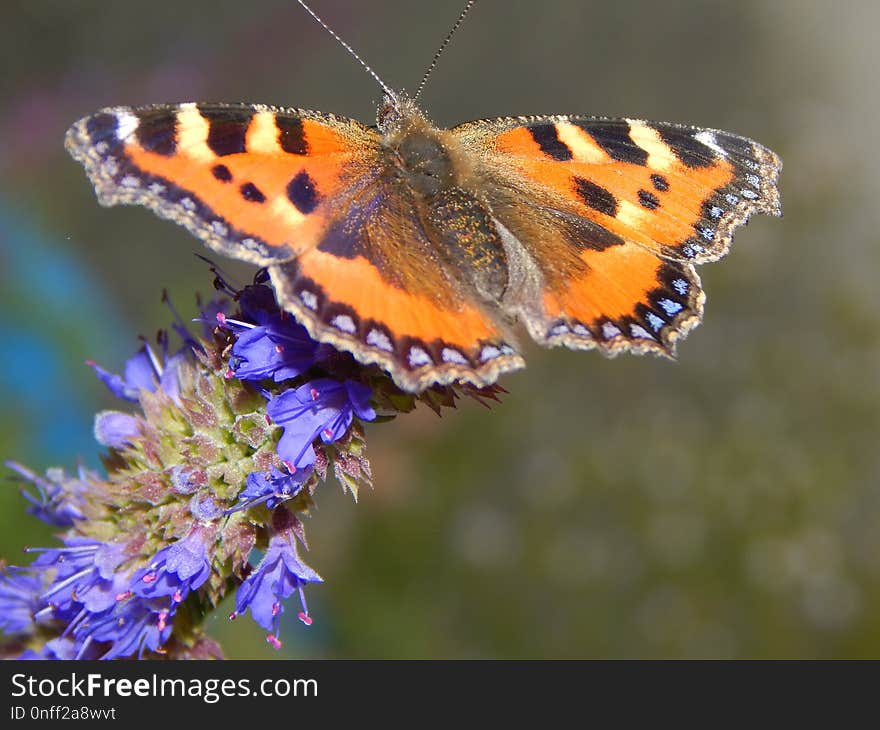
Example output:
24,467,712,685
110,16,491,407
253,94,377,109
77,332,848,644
65,1,781,393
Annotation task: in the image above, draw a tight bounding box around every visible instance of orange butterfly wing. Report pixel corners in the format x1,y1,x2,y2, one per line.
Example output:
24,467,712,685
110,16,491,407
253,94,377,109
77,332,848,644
65,103,377,265
452,116,782,355
66,103,523,392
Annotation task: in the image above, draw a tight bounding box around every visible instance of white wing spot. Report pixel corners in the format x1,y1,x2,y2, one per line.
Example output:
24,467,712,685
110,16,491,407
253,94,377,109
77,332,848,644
672,278,689,295
408,346,432,368
710,206,723,219
741,189,758,200
630,324,654,340
115,111,140,141
148,182,166,195
299,290,318,311
548,323,569,337
366,329,394,352
646,312,665,331
571,323,591,337
697,225,715,241
211,221,228,236
725,193,740,205
659,298,684,316
179,197,196,212
694,130,727,157
120,175,140,188
601,322,622,339
331,314,357,334
480,345,502,362
441,347,468,365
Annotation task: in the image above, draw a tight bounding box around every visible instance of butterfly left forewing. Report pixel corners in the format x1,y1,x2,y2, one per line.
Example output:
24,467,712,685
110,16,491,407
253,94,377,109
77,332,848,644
452,115,781,355
65,103,380,266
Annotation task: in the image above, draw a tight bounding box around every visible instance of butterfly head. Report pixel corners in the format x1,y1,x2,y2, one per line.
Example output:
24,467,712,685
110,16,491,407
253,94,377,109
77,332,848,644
377,92,425,134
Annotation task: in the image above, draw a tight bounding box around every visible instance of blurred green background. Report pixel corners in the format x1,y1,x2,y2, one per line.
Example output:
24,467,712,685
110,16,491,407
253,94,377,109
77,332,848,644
2,0,878,658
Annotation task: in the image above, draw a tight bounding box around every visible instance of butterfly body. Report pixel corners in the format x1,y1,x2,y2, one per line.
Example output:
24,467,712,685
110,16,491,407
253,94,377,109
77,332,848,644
66,92,781,392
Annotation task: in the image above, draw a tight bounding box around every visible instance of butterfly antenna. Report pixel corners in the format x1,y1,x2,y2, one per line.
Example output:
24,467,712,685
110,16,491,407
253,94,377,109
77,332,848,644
295,0,397,103
413,0,477,101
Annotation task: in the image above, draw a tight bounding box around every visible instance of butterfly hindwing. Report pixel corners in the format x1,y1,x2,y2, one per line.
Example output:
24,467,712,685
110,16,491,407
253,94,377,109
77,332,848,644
453,115,781,356
268,177,524,393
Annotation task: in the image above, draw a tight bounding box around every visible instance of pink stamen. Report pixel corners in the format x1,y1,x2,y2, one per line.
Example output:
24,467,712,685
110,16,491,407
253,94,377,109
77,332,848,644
172,590,183,603
275,344,284,353
265,414,272,425
157,611,168,631
85,360,96,367
322,428,333,439
225,368,234,379
115,591,132,602
310,388,319,401
266,634,282,650
228,612,237,620
271,602,281,617
297,611,313,627
216,312,227,325
282,460,296,474
141,572,157,584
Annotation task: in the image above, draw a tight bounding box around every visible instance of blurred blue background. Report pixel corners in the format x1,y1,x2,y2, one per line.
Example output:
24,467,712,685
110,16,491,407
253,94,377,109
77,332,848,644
2,0,879,658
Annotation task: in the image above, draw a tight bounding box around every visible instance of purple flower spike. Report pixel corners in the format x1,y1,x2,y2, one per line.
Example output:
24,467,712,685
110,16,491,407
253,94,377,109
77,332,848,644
73,597,174,660
89,344,185,403
19,637,79,660
32,539,128,614
130,527,214,605
267,379,376,470
6,462,88,527
168,465,201,495
0,567,42,635
88,347,155,402
94,411,140,449
233,466,311,513
189,494,223,521
232,517,322,649
219,298,318,384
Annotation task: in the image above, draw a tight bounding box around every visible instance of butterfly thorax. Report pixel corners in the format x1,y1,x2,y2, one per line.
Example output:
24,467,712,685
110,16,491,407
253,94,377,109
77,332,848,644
377,95,510,303
379,95,452,194
392,124,455,198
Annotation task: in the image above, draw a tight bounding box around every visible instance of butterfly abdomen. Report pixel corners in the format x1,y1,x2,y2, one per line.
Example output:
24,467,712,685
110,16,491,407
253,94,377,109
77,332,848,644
426,187,509,303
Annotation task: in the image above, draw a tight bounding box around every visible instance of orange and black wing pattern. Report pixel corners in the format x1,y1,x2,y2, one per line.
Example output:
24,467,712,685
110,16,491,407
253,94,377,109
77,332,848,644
66,103,523,392
65,103,377,266
453,116,782,356
268,174,523,392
